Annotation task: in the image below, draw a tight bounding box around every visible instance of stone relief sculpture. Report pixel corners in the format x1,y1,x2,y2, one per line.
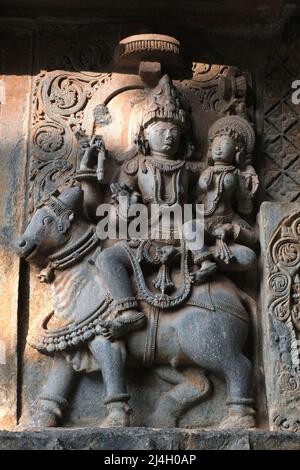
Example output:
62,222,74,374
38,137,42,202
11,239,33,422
262,209,300,432
192,115,258,280
14,34,261,430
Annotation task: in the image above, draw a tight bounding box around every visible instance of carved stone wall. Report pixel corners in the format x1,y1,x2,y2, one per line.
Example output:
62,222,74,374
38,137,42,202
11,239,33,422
23,28,256,429
0,12,300,445
260,203,300,432
259,32,300,203
0,26,32,429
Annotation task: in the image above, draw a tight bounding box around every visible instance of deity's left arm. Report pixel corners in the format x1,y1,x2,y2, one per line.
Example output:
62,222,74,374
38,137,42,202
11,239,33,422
231,174,258,250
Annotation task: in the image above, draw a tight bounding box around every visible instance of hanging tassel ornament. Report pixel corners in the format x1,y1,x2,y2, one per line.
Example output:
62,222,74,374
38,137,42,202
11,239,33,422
153,263,174,294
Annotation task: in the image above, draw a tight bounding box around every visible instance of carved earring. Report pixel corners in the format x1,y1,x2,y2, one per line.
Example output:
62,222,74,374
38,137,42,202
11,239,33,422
143,139,150,155
235,150,245,166
207,148,213,165
58,219,70,234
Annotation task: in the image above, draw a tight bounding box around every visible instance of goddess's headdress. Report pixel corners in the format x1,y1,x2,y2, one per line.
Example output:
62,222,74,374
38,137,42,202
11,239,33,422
208,115,255,155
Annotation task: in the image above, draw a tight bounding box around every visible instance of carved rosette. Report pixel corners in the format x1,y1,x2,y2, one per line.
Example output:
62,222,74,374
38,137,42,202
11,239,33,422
267,212,300,431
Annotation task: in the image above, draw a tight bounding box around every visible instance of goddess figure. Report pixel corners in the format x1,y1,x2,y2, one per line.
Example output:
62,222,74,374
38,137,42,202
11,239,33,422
190,115,258,283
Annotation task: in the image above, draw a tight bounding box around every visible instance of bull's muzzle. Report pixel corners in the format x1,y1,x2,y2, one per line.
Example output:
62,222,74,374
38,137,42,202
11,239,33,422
15,237,37,259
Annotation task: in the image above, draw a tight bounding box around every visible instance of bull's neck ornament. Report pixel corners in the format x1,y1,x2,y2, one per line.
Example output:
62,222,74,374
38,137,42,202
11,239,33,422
48,227,98,271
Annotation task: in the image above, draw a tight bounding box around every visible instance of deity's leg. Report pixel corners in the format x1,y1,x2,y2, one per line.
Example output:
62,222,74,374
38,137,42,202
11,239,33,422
183,219,217,284
97,243,146,338
212,243,257,272
97,243,134,299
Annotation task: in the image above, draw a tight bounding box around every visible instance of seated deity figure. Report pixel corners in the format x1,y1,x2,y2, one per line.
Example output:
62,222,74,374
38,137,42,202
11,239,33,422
189,115,259,283
96,76,258,340
97,74,219,339
14,74,259,430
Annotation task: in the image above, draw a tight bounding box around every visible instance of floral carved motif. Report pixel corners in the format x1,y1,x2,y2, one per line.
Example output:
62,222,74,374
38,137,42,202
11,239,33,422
267,212,300,431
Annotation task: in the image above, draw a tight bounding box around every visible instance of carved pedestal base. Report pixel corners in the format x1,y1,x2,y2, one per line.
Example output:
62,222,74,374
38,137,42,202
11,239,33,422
0,428,299,450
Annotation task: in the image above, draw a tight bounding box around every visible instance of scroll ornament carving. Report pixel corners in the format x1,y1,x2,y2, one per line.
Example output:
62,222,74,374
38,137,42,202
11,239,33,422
181,64,249,117
267,212,300,431
30,70,113,212
29,36,112,213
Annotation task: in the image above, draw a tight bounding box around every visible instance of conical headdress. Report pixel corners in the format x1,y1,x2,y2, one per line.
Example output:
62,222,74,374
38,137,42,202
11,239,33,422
141,74,186,129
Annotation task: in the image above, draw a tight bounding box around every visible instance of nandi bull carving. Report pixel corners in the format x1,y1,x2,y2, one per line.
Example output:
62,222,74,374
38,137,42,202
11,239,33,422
16,75,258,429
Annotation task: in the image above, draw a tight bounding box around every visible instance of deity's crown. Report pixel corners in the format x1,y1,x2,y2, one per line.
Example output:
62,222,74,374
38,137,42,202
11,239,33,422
141,74,186,129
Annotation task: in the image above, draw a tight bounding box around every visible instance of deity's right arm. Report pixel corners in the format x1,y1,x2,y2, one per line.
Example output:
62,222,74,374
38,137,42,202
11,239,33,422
75,136,110,221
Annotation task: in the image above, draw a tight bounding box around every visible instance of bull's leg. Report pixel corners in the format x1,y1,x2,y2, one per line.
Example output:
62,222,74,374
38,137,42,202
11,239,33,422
89,335,131,427
220,353,255,429
147,366,211,427
34,354,76,427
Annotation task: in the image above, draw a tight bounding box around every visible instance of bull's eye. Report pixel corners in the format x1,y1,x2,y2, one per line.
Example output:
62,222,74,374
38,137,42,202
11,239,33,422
42,216,54,226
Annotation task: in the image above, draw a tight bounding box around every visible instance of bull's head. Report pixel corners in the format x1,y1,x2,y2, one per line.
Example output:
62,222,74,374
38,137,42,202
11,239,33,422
15,186,83,265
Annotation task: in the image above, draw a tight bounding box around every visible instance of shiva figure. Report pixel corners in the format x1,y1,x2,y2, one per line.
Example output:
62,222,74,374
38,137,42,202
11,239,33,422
95,76,258,340
15,74,259,429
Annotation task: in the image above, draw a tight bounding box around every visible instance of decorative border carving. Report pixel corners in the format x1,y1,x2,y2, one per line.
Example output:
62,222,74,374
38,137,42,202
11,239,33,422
29,69,113,212
267,212,300,431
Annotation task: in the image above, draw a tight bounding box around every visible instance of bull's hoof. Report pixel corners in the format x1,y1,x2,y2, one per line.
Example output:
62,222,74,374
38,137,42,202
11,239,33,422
100,414,130,428
100,402,131,428
37,411,59,427
13,409,59,430
219,413,255,429
100,413,130,428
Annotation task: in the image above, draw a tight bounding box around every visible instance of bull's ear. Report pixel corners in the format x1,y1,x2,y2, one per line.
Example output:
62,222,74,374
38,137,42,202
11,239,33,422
58,186,83,213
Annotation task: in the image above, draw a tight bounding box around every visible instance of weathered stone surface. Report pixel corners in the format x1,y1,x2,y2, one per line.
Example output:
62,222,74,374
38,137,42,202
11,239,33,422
260,202,300,433
0,27,32,429
0,428,299,451
15,53,258,430
0,4,300,444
